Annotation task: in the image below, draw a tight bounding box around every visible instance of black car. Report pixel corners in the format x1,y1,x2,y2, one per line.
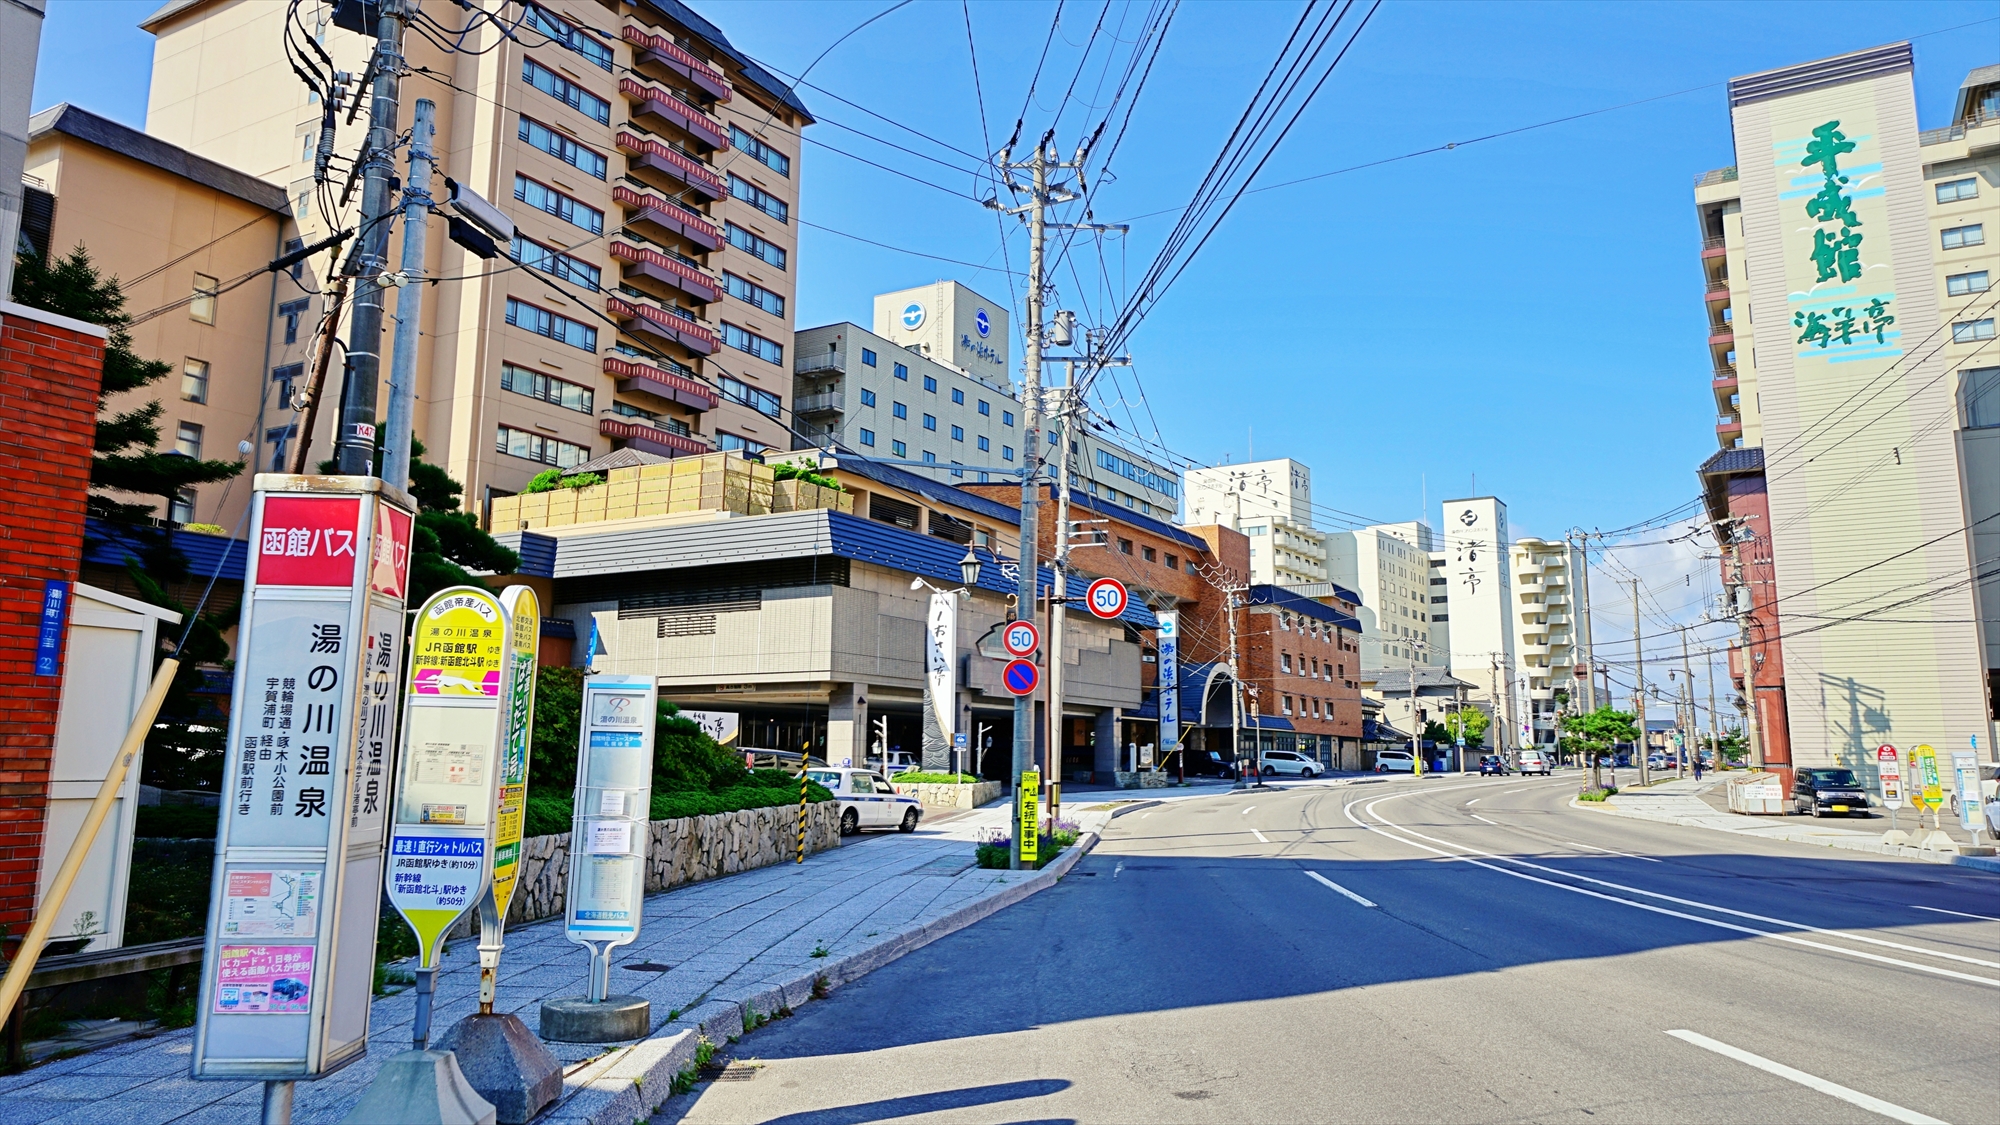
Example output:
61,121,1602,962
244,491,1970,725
1478,754,1507,776
1793,767,1871,817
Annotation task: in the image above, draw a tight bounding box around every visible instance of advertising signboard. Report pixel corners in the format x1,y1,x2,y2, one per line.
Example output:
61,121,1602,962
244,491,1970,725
566,676,657,999
1018,770,1040,864
926,593,957,753
1953,751,1983,836
1876,745,1903,809
192,477,412,1080
1158,611,1179,763
1912,744,1943,811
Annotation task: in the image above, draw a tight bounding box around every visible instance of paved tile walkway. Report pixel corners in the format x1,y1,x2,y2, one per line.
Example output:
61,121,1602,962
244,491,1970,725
0,804,1080,1124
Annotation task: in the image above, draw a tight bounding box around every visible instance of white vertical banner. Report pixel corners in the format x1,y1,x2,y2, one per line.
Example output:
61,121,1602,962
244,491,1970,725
1157,611,1179,760
926,592,956,747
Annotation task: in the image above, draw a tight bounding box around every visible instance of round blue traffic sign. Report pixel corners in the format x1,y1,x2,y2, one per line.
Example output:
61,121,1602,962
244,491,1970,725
1002,658,1039,696
975,308,991,338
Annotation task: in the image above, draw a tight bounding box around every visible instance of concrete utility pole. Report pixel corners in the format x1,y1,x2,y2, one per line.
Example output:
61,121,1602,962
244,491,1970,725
1726,526,1764,771
1227,587,1246,788
332,0,409,477
1489,653,1502,762
380,96,434,493
1632,578,1649,787
1679,626,1695,779
1707,652,1719,768
1575,529,1598,713
1048,382,1070,791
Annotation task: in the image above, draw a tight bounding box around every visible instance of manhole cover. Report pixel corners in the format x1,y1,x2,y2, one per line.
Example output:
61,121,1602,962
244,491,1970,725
700,1063,759,1083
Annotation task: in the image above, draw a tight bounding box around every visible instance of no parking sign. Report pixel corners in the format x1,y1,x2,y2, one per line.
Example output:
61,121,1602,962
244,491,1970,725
1085,578,1128,620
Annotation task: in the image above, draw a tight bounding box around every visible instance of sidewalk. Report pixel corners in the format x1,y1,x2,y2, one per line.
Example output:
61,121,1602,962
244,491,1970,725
0,803,1113,1125
1584,776,2000,874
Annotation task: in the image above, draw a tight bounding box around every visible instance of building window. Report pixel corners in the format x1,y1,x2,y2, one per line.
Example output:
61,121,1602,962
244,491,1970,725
977,435,990,452
950,424,964,441
1002,410,1015,427
859,428,875,446
717,431,769,454
951,387,964,405
175,421,204,458
1118,537,1133,555
1142,545,1156,562
892,439,907,457
923,375,937,393
515,174,604,234
522,57,610,123
1282,696,1293,716
511,233,601,290
506,298,598,351
722,272,784,316
730,125,790,176
719,375,781,417
190,273,218,324
279,299,309,344
950,460,964,478
1165,553,1177,569
283,238,305,280
861,348,877,366
524,4,612,70
1953,318,1997,343
978,399,990,416
1962,367,2000,429
923,414,937,431
726,174,788,222
1948,270,1991,296
1942,224,1985,250
724,222,786,269
1936,177,1979,204
502,362,593,412
893,362,908,380
169,490,196,524
921,451,937,464
271,363,303,403
497,424,589,467
518,117,607,179
860,389,876,407
1002,445,1014,461
722,322,784,364
1282,653,1293,673
181,359,209,403
892,402,907,419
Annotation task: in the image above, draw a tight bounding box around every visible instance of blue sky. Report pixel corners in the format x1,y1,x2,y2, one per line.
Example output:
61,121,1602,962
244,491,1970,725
31,1,1995,568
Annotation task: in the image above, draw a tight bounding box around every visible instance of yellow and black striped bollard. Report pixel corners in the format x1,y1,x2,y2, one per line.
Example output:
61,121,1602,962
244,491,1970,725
796,760,808,864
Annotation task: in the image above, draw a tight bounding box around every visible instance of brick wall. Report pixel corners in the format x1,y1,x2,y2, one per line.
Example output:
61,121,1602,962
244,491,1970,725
0,303,108,932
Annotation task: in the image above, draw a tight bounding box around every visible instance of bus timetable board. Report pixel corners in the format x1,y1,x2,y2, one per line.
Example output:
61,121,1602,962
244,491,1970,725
191,477,412,1080
566,677,657,966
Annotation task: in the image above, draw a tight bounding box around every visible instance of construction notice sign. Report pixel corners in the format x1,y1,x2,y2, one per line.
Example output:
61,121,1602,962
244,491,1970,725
1019,770,1040,864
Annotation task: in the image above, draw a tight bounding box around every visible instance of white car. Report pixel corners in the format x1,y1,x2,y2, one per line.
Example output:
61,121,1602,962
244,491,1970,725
1255,749,1322,779
1516,751,1552,776
806,768,923,836
1373,749,1416,773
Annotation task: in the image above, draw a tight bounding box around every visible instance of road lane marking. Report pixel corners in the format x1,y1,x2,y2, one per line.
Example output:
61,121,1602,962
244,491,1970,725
1241,807,1255,815
1113,862,1124,880
1343,786,2000,987
1466,798,1481,806
1665,1031,1947,1125
1912,905,1999,922
1566,840,1662,863
1471,814,1497,825
1504,787,1533,794
1251,829,1270,843
1140,811,1153,819
1305,870,1377,907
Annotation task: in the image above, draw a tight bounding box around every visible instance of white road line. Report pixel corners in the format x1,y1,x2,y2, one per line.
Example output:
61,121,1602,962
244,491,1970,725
1504,787,1533,794
1912,904,2000,922
1466,798,1481,806
1342,786,2000,986
1113,862,1124,880
1566,840,1663,863
1241,806,1255,815
1305,870,1377,907
1251,829,1270,843
1665,1030,1947,1125
1471,814,1498,825
1140,811,1153,819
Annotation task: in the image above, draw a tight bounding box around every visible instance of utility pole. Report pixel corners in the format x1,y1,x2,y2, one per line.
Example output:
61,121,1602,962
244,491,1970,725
1679,626,1695,779
332,0,409,477
1489,653,1502,764
380,96,434,493
1725,524,1764,771
1047,381,1070,794
287,276,348,473
1632,578,1649,787
1706,652,1719,770
1227,587,1246,788
1575,529,1598,713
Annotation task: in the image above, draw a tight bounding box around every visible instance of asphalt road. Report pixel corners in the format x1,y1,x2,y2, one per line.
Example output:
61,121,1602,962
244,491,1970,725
656,772,1999,1124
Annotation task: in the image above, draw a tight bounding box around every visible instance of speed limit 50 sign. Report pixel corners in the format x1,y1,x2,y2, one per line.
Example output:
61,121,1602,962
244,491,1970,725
1085,577,1128,620
1001,619,1039,657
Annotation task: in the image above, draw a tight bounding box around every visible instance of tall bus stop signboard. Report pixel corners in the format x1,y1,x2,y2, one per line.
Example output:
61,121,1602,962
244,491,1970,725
192,477,412,1080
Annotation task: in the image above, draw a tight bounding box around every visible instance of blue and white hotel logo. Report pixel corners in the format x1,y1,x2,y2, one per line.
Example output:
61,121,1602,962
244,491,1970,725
901,302,926,330
974,308,991,338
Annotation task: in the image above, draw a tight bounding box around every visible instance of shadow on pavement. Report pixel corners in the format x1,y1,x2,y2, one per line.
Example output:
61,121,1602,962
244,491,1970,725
757,1079,1073,1125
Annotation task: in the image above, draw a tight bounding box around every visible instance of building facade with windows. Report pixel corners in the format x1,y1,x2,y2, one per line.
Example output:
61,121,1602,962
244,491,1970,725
1509,536,1587,746
1328,520,1439,671
139,0,811,514
1183,458,1326,585
1439,495,1520,750
1690,46,1997,779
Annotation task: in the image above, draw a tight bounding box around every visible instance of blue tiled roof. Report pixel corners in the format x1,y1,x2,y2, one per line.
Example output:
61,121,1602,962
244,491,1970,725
492,531,557,578
1246,716,1296,732
1249,584,1362,633
85,518,247,582
834,455,1025,528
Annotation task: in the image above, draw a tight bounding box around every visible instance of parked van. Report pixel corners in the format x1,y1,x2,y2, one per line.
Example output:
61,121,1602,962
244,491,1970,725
1374,749,1416,773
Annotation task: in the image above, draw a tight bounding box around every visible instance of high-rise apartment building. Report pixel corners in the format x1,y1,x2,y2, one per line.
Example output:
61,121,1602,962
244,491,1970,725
1691,45,1996,778
139,0,812,512
1183,458,1327,585
1328,521,1438,670
1510,537,1587,746
1439,495,1519,746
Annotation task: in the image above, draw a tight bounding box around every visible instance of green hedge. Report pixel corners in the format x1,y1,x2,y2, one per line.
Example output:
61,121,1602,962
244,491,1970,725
136,804,221,839
892,771,981,785
522,781,832,838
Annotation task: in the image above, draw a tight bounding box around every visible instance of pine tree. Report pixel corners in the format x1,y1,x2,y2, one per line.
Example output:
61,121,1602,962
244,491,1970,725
13,246,245,578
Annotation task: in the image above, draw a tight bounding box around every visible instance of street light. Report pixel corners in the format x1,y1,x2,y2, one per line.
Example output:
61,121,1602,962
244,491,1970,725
960,547,981,588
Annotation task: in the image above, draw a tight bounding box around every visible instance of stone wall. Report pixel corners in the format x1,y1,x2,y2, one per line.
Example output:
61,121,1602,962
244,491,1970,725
896,780,1006,810
488,801,843,931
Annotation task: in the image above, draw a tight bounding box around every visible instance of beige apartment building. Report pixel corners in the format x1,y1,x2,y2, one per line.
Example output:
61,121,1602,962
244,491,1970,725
1328,521,1438,671
1692,46,1997,775
139,0,811,513
1509,536,1586,746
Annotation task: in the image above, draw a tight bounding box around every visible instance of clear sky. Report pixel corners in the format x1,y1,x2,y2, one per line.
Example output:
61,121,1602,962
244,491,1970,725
30,0,1997,686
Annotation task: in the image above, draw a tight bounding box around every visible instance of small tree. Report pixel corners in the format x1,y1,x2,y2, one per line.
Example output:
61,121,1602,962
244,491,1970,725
1712,727,1748,768
1560,706,1638,790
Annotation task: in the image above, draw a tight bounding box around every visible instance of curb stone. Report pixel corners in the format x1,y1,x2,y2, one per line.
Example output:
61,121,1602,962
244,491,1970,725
546,829,1103,1124
1571,797,2000,874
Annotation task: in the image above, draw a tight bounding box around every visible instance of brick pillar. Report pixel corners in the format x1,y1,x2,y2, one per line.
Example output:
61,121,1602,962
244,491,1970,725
0,302,107,935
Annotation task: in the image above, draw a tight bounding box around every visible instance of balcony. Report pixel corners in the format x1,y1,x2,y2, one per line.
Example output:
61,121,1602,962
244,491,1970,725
1544,591,1568,607
1544,573,1566,587
622,24,731,103
1716,414,1743,437
1693,166,1738,189
1708,321,1735,346
614,183,721,252
1701,234,1728,259
1712,371,1739,395
795,352,843,376
604,354,714,412
1705,280,1730,305
794,392,844,417
611,239,720,303
600,416,711,458
620,78,729,151
617,130,723,202
608,294,719,355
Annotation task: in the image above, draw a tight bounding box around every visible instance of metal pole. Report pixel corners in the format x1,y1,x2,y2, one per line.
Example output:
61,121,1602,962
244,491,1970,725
1633,578,1649,787
1228,590,1243,788
332,0,407,476
262,1079,295,1125
1680,627,1695,779
380,96,434,492
1731,536,1763,771
1576,531,1598,713
1707,651,1719,771
1009,143,1048,870
1049,379,1071,795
